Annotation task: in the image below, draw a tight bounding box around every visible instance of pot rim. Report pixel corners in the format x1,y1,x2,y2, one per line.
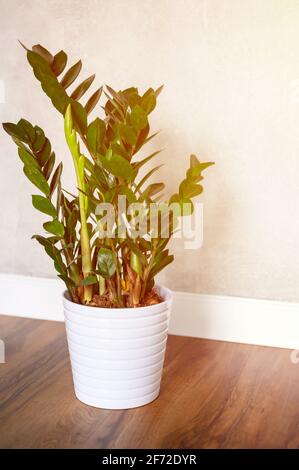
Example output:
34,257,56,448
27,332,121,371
63,284,173,316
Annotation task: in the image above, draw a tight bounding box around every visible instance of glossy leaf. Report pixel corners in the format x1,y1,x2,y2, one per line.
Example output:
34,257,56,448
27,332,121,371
87,118,105,155
32,235,66,273
97,247,116,278
3,122,27,141
80,274,98,286
85,87,103,115
134,165,164,194
118,123,136,146
37,139,51,166
32,44,53,64
32,195,57,217
50,162,63,195
132,149,164,172
27,50,69,114
155,85,164,97
18,147,39,170
102,152,133,180
52,50,67,76
58,273,75,289
140,88,156,114
130,105,148,131
142,182,165,199
149,254,174,278
43,152,55,180
43,219,65,237
32,126,46,152
179,180,203,199
70,100,87,135
23,165,50,196
60,60,82,89
17,119,35,142
71,74,95,100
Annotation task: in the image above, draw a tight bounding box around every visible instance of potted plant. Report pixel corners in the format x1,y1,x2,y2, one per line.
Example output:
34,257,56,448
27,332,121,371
3,43,214,409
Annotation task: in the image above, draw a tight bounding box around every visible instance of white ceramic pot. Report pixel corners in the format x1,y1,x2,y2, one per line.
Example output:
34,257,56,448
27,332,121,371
63,285,173,410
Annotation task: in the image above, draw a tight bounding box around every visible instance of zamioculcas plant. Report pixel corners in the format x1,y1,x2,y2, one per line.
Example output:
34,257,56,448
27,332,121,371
3,43,213,308
3,43,214,409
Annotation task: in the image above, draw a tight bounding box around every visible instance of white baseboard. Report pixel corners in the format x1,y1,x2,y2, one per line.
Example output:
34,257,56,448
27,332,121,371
0,273,299,350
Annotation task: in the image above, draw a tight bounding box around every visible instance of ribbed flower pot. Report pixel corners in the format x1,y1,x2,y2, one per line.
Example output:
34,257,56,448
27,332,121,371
63,285,173,410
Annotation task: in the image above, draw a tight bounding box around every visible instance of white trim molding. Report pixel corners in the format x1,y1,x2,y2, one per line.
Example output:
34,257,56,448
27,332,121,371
0,273,299,350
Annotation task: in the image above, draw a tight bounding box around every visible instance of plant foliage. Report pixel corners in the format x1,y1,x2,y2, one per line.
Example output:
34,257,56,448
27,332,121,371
3,43,214,307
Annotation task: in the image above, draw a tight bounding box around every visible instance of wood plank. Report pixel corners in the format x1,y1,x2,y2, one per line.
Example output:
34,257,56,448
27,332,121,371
0,315,299,448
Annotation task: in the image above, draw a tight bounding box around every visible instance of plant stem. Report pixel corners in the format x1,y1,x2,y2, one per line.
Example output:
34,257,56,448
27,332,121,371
140,242,157,300
64,105,93,302
99,275,105,295
110,241,124,307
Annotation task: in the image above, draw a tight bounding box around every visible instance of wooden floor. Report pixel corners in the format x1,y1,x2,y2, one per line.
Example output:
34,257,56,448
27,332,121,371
0,315,299,449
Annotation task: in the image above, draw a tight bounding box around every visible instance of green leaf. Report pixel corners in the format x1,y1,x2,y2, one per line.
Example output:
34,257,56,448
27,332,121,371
149,254,174,279
52,50,67,76
50,162,63,196
58,274,75,289
135,165,164,193
43,152,55,180
23,165,50,196
32,234,52,248
17,118,35,142
122,87,139,107
85,87,103,115
37,139,51,166
155,84,164,97
32,126,46,152
80,275,98,286
32,44,53,64
43,219,65,237
118,123,136,146
60,60,82,89
133,124,150,153
102,152,133,180
187,156,215,179
97,247,116,278
179,180,203,199
130,105,148,131
190,154,200,168
87,118,105,154
32,235,66,275
3,122,27,141
142,182,165,199
152,249,169,270
132,149,164,172
70,100,87,135
18,147,39,170
32,195,57,217
71,74,95,100
27,50,69,114
140,88,156,114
